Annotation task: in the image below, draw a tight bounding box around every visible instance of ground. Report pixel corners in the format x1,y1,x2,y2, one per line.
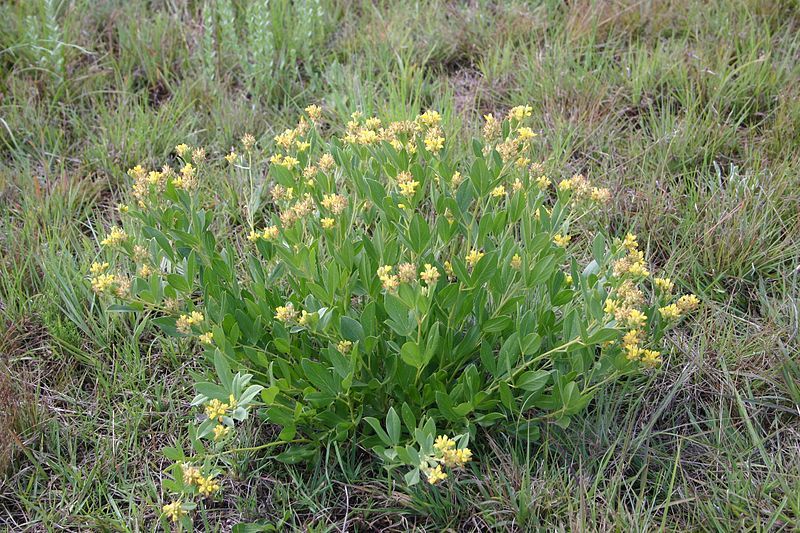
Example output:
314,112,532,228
1,0,799,531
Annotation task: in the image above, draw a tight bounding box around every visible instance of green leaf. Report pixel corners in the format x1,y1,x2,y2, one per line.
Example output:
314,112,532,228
482,315,512,333
520,333,542,355
407,213,431,255
195,381,228,400
166,273,190,292
516,370,549,393
365,417,392,446
261,386,280,405
386,407,401,445
404,468,421,486
163,446,185,461
214,350,233,391
588,327,620,345
339,316,365,343
592,233,606,264
400,341,425,369
301,359,340,395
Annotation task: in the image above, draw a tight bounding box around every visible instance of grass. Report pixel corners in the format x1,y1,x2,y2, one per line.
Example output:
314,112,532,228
1,0,799,530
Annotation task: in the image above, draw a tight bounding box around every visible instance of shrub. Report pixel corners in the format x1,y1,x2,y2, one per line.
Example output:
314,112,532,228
91,105,698,527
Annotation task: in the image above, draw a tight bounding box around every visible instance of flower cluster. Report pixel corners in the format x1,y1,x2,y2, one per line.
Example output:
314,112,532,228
419,435,473,485
88,261,129,297
376,261,441,293
558,173,611,205
603,234,700,367
176,311,205,335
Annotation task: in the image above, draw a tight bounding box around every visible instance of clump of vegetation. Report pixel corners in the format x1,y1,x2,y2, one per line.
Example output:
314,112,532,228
91,106,697,527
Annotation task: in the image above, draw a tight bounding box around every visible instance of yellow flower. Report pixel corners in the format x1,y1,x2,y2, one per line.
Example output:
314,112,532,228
626,309,647,328
434,435,456,452
262,225,280,240
417,110,442,127
442,447,473,468
536,175,551,190
517,127,537,140
640,349,661,367
627,261,650,278
90,273,116,294
274,303,297,323
212,424,231,441
512,178,524,193
197,475,220,496
280,156,299,170
515,157,531,168
162,500,184,522
192,147,206,164
450,171,463,188
483,113,500,139
510,254,522,270
298,310,313,326
275,128,296,149
624,344,641,361
398,262,417,283
295,140,311,152
100,227,128,247
182,463,202,485
247,230,261,242
553,233,571,248
175,143,190,157
321,193,349,215
604,298,618,315
90,261,110,275
356,128,379,145
420,264,440,285
337,340,353,354
241,133,256,151
507,105,533,121
659,304,681,321
199,332,214,345
177,311,204,334
622,329,641,348
654,277,674,293
204,398,229,422
491,185,506,198
676,294,700,313
558,178,574,192
590,187,610,203
465,249,484,268
305,104,323,122
117,203,129,213
225,151,237,164
564,274,573,286
318,153,335,172
303,165,318,179
321,217,335,229
424,132,445,154
377,265,399,291
622,233,638,251
423,464,448,484
398,179,419,197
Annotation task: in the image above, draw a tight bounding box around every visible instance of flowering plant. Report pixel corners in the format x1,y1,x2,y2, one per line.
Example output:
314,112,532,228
91,105,697,526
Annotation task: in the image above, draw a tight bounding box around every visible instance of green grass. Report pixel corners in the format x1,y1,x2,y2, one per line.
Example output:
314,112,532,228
1,0,799,530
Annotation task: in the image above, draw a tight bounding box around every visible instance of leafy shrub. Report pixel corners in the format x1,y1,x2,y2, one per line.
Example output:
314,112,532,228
91,106,698,526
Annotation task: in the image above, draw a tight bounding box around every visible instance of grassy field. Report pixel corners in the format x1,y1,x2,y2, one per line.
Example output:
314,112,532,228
1,0,799,530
